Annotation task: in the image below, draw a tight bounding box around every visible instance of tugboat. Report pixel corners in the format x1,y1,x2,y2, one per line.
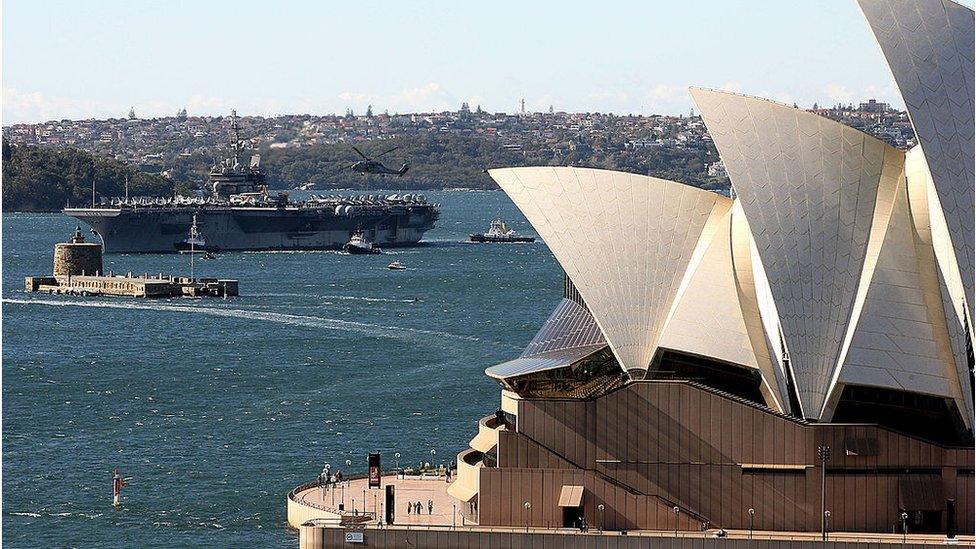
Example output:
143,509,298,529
469,219,535,243
175,213,216,253
343,230,382,255
387,260,406,270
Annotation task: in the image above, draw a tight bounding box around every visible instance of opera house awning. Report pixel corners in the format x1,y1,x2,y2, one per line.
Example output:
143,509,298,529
485,344,607,380
557,485,584,508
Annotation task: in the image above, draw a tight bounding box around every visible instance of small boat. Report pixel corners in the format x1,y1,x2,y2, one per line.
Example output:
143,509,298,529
387,260,406,270
343,230,382,255
470,219,535,243
175,213,217,253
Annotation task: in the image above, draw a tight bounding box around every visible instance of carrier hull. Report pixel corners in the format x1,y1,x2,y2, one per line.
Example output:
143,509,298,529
64,204,438,253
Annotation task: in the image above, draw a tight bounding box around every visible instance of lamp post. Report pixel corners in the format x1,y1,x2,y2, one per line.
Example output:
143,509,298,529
673,506,680,537
430,449,436,475
748,508,755,540
901,511,909,544
321,463,330,500
374,493,378,523
353,497,356,516
817,445,830,541
346,456,352,510
453,503,457,529
598,504,605,533
823,510,831,542
395,452,401,477
523,501,531,532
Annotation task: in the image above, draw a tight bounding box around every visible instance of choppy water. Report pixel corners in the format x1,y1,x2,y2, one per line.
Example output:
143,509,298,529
1,190,560,548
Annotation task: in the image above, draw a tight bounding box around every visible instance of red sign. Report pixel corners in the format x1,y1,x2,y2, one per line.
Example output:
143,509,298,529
368,453,381,488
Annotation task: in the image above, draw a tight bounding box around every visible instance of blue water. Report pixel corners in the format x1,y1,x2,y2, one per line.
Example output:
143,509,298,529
1,191,560,547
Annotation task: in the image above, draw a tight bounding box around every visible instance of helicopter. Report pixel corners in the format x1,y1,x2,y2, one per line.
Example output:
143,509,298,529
347,145,409,176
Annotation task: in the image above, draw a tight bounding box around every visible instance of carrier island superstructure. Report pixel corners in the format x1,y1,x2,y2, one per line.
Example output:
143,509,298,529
63,117,439,253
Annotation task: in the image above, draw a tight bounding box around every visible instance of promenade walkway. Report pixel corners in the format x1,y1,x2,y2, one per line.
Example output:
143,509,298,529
292,473,462,527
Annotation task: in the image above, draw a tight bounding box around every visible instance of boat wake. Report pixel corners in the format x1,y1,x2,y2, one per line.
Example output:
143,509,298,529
322,294,418,304
247,293,417,303
2,298,477,343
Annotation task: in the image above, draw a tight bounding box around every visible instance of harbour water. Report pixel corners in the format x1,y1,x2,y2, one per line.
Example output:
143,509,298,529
1,190,559,548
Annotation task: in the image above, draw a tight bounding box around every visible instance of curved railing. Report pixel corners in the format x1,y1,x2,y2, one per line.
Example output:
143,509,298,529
287,475,376,529
447,447,484,503
482,414,504,430
288,480,326,509
470,414,505,454
460,448,484,466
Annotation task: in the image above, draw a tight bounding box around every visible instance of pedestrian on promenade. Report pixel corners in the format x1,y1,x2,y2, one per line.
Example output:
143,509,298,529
428,500,433,515
406,502,411,515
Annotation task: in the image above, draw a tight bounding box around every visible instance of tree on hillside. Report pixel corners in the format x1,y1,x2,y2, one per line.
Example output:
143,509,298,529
2,139,179,212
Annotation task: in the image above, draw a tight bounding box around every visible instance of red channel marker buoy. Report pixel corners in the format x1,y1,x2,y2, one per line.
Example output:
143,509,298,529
113,468,127,507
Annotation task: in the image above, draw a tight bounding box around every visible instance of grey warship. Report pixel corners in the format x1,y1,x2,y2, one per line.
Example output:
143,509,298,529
63,117,439,254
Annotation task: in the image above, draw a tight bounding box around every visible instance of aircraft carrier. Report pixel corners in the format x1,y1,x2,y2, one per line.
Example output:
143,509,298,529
63,120,439,254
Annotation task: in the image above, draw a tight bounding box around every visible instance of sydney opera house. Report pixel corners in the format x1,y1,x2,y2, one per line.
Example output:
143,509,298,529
447,0,974,537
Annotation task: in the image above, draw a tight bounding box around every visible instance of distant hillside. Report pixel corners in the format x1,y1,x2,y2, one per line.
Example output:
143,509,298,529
1,133,728,211
1,139,186,212
258,133,725,192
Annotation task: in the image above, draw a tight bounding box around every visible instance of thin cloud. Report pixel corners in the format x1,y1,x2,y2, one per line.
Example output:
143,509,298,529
821,82,902,109
336,82,458,114
3,88,117,123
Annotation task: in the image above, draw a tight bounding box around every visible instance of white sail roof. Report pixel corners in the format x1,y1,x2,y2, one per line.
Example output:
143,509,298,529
905,146,975,423
656,202,782,410
858,0,975,328
828,170,968,426
691,88,898,419
488,167,727,377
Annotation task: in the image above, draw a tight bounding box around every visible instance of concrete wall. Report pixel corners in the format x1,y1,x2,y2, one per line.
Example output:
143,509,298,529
299,527,966,549
288,482,341,529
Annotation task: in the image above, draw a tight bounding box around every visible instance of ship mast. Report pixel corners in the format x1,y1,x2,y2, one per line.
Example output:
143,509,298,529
189,213,198,280
231,109,241,167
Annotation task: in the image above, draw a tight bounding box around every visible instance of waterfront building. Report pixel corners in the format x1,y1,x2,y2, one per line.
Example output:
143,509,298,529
292,0,974,545
447,0,974,537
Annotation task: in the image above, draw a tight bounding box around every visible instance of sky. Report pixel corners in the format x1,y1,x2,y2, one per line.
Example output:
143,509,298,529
2,0,964,124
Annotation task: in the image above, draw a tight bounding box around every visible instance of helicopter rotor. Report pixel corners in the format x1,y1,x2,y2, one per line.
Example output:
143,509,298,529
373,146,400,159
351,146,369,160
